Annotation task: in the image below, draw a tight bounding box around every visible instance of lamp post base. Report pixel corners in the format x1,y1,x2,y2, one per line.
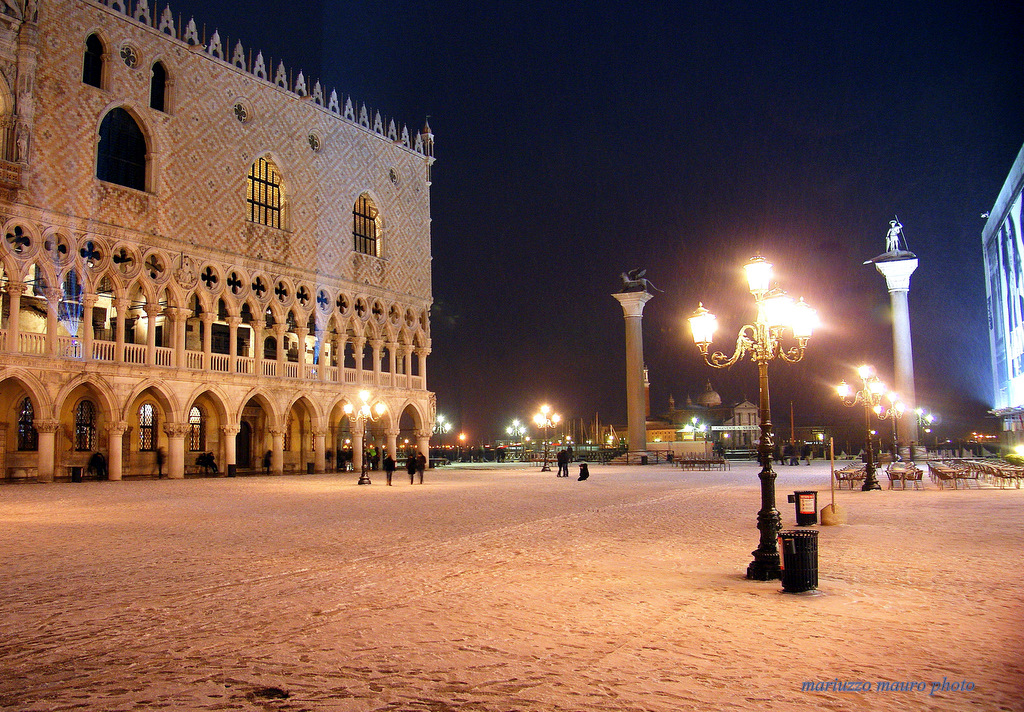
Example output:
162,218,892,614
746,552,782,581
357,471,372,485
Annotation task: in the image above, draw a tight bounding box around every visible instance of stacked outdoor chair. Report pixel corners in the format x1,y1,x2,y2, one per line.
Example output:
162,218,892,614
927,461,976,489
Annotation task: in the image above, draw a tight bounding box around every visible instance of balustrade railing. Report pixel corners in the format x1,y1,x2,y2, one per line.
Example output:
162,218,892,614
2,332,426,392
124,343,146,364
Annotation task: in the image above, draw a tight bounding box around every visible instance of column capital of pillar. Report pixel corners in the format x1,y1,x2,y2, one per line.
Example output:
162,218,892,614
33,418,60,434
163,422,190,437
873,256,918,292
106,420,129,436
5,280,27,296
220,424,240,436
612,290,654,317
199,311,217,324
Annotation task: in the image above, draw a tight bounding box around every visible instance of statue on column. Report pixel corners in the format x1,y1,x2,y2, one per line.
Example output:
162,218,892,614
618,268,661,294
885,218,904,253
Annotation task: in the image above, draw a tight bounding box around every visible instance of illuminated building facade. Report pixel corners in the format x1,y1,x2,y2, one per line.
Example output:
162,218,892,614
0,0,436,481
983,143,1024,446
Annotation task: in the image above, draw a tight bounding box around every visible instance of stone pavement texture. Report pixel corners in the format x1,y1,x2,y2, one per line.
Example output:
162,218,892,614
1,462,1021,711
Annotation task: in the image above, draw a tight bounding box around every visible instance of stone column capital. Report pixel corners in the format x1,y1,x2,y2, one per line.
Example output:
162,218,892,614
33,418,60,434
220,425,240,437
163,422,190,438
612,290,654,318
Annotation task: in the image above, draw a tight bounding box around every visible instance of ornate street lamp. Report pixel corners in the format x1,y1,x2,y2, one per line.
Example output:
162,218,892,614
837,365,889,490
343,389,386,485
689,255,816,581
533,404,561,472
506,419,528,461
873,391,905,462
434,414,453,456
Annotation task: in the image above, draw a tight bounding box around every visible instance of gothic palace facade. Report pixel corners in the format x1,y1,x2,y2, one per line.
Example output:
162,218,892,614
0,0,437,481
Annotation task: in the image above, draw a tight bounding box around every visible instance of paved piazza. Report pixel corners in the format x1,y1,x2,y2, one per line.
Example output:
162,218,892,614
1,462,1021,711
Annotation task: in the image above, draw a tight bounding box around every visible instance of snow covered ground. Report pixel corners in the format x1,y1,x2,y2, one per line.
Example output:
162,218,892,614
1,461,1021,711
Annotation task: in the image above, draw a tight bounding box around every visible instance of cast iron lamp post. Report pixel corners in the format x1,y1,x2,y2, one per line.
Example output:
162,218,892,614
873,391,905,462
533,404,561,472
836,365,889,490
434,415,452,457
506,419,528,461
343,390,386,485
689,255,816,581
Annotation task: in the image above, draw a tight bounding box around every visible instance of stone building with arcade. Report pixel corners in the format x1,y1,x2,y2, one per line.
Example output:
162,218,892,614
0,0,436,481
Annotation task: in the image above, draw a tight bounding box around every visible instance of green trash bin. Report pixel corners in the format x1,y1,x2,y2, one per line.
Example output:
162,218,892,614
778,529,818,593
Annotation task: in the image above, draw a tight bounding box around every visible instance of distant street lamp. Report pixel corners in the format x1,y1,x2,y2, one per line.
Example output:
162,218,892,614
873,391,905,462
343,390,386,485
506,419,528,461
434,414,452,454
837,365,890,490
533,404,561,472
689,255,816,581
458,432,466,461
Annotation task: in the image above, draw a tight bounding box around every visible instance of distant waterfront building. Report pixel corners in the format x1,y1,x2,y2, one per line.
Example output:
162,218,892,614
982,143,1024,447
643,382,759,452
0,0,436,481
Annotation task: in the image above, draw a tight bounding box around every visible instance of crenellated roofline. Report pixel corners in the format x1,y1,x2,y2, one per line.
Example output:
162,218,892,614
75,0,435,160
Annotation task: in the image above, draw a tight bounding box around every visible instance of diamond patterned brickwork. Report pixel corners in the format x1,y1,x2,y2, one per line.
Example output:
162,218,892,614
21,0,432,304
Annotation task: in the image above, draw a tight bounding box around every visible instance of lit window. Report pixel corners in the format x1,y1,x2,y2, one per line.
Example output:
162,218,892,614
17,397,38,451
75,400,97,451
353,194,380,256
97,107,147,191
83,34,103,88
247,157,282,228
189,405,205,452
139,403,156,451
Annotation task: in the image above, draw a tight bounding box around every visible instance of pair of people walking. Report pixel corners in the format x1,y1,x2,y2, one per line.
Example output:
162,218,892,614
400,452,427,484
555,449,571,477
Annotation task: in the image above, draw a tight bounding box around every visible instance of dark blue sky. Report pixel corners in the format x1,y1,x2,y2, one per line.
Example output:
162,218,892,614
171,0,1023,441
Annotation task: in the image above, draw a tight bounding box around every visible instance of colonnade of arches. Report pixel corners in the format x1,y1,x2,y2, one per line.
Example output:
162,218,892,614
0,372,432,482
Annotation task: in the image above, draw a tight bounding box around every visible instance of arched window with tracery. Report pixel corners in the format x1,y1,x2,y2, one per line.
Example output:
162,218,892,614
75,399,97,451
97,107,147,191
83,34,104,88
17,397,38,451
247,156,282,228
353,194,380,257
188,405,205,451
138,403,156,451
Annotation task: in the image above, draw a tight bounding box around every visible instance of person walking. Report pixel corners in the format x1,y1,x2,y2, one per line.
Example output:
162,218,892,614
156,447,165,478
406,454,417,484
416,451,427,484
801,443,812,465
383,453,396,486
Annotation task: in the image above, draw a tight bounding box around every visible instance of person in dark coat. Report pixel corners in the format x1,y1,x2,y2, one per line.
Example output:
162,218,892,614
383,453,396,486
577,462,590,481
415,452,427,484
801,443,812,465
406,454,417,484
156,447,165,478
263,450,272,474
556,449,569,477
87,451,107,479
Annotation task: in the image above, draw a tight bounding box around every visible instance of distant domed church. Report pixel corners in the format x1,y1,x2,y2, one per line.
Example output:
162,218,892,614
645,379,759,452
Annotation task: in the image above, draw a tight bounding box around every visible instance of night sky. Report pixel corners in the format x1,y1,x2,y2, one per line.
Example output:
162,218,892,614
169,0,1023,442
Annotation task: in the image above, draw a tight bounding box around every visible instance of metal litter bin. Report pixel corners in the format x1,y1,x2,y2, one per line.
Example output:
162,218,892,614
778,529,818,593
788,490,818,526
227,464,237,478
307,462,314,474
640,455,648,465
71,466,83,483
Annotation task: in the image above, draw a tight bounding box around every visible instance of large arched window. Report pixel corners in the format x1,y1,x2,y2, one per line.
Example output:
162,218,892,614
353,194,380,256
138,403,156,451
75,399,97,451
17,397,38,451
83,34,104,88
150,62,167,112
97,107,147,191
247,156,282,228
188,405,205,452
